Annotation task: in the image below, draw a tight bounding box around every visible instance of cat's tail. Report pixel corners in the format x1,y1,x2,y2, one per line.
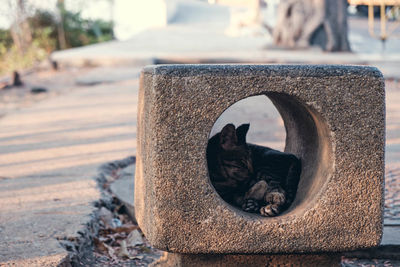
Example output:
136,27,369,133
284,156,302,207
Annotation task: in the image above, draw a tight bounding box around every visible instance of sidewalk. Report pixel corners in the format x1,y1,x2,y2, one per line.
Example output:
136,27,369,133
0,70,138,266
51,29,400,79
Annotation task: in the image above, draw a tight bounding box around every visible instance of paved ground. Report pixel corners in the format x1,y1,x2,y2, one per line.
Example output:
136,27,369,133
1,0,400,265
1,68,399,266
0,68,137,266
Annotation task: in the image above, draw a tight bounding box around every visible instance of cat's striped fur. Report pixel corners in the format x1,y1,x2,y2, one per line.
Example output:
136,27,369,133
207,123,301,216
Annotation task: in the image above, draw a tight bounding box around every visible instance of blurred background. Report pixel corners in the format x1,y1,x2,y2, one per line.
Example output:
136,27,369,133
0,0,399,76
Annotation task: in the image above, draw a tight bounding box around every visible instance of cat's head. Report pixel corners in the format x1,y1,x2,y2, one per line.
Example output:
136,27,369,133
219,123,250,151
217,123,253,181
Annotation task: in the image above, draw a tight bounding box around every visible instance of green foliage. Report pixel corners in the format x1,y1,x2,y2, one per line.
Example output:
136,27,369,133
28,10,58,52
0,42,47,75
62,10,114,48
0,29,13,54
22,10,57,55
0,7,114,75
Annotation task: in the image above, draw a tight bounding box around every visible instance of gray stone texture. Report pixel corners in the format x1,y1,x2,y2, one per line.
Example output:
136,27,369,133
135,64,385,254
110,164,136,222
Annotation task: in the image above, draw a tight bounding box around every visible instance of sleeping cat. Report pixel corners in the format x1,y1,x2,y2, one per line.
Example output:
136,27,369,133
207,123,301,216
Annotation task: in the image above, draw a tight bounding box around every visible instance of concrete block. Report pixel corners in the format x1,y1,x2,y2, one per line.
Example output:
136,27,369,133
135,64,385,253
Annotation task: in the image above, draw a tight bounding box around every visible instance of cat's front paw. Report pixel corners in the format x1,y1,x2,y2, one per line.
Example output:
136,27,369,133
260,204,280,217
265,191,286,205
242,199,259,213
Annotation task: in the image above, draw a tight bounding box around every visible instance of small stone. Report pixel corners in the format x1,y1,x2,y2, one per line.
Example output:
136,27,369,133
118,240,132,259
30,87,48,94
127,229,143,247
98,207,114,228
112,218,122,228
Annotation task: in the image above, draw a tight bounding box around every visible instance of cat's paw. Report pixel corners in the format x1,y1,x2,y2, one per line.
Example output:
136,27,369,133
244,180,268,200
265,191,286,205
260,204,280,217
242,199,259,213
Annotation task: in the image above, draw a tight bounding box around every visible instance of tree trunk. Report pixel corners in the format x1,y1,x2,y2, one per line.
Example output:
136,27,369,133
56,0,68,49
272,0,350,52
109,0,115,39
10,0,32,54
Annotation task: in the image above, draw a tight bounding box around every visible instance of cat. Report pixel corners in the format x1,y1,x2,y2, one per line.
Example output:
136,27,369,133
207,123,301,217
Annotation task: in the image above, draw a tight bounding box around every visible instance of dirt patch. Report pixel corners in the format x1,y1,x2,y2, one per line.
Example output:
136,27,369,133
60,156,163,266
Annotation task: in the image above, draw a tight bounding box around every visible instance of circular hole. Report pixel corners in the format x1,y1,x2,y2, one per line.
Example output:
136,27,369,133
207,93,333,217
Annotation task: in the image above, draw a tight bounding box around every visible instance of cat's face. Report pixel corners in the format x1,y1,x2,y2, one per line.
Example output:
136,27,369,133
217,124,253,182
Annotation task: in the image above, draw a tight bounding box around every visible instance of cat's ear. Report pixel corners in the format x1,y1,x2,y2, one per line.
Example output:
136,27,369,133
236,123,250,145
220,124,237,150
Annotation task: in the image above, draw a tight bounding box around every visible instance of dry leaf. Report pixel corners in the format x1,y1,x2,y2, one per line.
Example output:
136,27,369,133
94,237,119,261
138,245,152,253
113,224,139,234
104,242,119,262
99,224,138,235
99,228,115,235
118,240,134,259
127,229,143,247
93,237,108,254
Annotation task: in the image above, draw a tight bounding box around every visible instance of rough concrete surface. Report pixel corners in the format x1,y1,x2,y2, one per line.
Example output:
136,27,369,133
0,71,138,266
135,64,385,254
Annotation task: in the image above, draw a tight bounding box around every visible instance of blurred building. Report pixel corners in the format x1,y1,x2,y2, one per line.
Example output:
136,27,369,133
113,0,178,40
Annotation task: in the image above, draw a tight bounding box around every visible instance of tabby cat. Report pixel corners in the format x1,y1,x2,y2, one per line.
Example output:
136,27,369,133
207,123,301,216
